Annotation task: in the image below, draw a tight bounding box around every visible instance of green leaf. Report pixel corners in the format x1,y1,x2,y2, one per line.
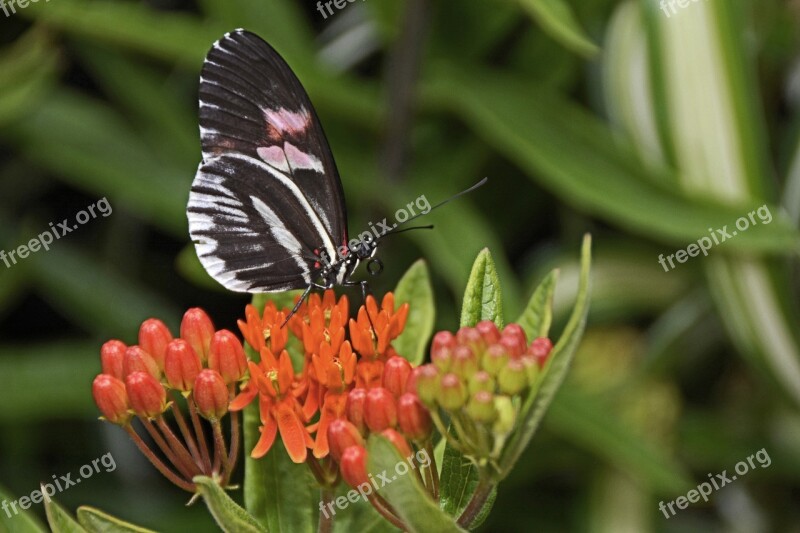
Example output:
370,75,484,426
460,249,504,328
366,435,465,533
437,441,480,519
44,495,87,533
497,235,592,478
76,507,157,533
422,67,800,254
0,28,59,127
0,485,47,532
512,0,599,57
195,476,267,533
516,269,559,340
392,260,435,365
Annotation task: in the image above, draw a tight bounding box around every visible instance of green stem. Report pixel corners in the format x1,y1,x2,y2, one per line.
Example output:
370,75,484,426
318,487,335,533
456,475,494,528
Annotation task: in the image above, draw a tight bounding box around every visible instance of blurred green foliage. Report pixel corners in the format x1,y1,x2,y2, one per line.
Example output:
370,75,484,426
1,0,799,531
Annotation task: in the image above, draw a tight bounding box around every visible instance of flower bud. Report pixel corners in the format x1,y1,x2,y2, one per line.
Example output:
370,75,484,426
92,374,130,425
100,340,126,380
492,395,516,436
414,365,440,406
528,337,553,367
398,393,432,441
180,308,215,363
520,355,540,384
327,419,365,462
340,445,369,488
456,327,485,351
452,345,478,377
431,345,452,372
346,388,367,434
193,369,229,420
431,330,456,353
437,373,467,410
482,344,509,376
125,371,166,418
475,320,500,345
209,330,248,383
365,387,397,432
383,356,412,398
405,366,425,395
468,370,495,394
498,359,527,395
500,324,527,359
380,428,413,458
138,318,172,370
164,339,202,392
465,391,496,423
123,346,160,379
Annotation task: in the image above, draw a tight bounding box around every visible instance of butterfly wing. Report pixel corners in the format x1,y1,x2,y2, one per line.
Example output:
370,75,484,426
188,29,347,292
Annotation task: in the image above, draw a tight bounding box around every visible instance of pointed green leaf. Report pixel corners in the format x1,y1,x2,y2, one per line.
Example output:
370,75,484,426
392,260,435,365
516,269,559,340
498,235,592,478
195,476,266,533
44,494,87,533
460,249,504,328
513,0,599,57
0,485,47,532
366,435,465,533
76,507,157,533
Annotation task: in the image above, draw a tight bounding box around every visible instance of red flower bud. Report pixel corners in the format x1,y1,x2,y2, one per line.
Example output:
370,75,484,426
431,330,456,352
475,320,500,345
193,369,229,420
180,308,215,363
92,374,130,425
164,339,202,391
125,371,166,418
346,388,367,434
415,365,440,406
380,428,413,458
431,344,452,372
482,344,509,376
456,327,485,350
138,318,172,370
500,324,527,358
364,387,397,432
383,356,412,398
327,419,365,462
438,373,467,410
397,393,432,441
528,337,553,367
100,340,126,380
465,391,496,423
468,370,495,394
209,330,248,383
405,366,425,395
452,345,478,377
340,445,369,488
498,359,527,395
123,346,160,379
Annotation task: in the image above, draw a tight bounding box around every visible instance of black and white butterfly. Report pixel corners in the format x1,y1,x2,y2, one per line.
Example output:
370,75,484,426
188,29,485,316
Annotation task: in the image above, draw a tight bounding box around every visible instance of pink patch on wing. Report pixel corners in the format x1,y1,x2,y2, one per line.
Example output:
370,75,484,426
284,142,322,172
263,107,310,138
257,146,290,172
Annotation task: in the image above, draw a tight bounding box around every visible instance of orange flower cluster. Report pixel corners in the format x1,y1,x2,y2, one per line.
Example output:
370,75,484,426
231,290,410,464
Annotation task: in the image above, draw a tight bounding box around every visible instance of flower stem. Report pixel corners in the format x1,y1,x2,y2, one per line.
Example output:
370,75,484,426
140,417,195,480
456,475,494,528
125,425,195,492
367,494,405,530
188,393,213,473
225,409,240,485
424,439,439,499
318,487,335,533
211,419,230,479
170,393,203,469
156,417,202,478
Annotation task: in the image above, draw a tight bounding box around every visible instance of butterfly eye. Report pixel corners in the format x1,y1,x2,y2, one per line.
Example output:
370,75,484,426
367,258,383,276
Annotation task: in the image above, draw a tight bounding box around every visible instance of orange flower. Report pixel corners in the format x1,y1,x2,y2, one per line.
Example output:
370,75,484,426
237,302,288,354
310,341,356,458
349,294,409,388
233,349,311,463
290,290,349,356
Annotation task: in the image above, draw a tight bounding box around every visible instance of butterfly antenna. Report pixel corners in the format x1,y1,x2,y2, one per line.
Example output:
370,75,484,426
380,177,488,238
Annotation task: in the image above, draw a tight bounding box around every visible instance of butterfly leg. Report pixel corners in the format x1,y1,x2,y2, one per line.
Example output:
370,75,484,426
281,282,328,327
342,279,377,333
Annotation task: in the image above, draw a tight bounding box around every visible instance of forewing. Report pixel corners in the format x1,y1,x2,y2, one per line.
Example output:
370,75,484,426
198,29,347,246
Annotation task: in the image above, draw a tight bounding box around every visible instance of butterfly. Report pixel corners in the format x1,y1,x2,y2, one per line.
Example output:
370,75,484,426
188,29,485,318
